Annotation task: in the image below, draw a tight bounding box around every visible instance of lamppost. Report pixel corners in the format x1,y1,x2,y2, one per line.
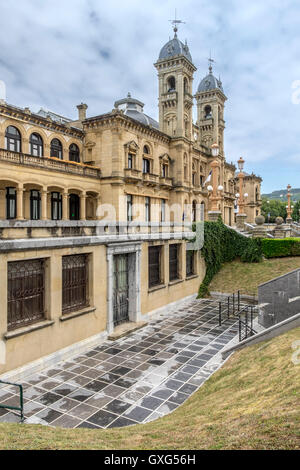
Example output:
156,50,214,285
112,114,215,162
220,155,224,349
235,157,248,230
286,184,293,223
207,144,223,221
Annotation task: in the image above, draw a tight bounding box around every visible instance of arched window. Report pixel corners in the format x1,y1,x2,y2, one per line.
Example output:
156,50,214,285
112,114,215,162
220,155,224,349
30,133,43,157
167,76,176,92
204,105,212,119
69,143,80,163
5,126,21,152
50,139,63,159
143,145,150,155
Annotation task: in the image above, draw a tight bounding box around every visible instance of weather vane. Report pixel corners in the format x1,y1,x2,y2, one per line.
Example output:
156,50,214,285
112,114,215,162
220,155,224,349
208,50,215,73
169,9,185,37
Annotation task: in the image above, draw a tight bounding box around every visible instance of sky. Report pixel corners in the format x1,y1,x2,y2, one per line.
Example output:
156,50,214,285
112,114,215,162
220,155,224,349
0,0,300,193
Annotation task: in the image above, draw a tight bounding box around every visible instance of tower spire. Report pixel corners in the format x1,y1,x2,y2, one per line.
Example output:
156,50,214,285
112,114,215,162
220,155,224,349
169,9,185,38
208,51,215,74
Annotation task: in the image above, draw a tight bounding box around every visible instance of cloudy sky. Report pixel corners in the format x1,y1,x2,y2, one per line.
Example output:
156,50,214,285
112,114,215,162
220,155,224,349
0,0,299,193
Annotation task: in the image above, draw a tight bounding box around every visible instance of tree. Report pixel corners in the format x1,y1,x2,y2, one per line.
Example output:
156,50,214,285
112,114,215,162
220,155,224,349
261,198,287,222
292,200,300,221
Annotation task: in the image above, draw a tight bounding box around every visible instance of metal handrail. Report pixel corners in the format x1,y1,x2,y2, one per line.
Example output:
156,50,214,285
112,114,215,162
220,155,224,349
0,379,24,422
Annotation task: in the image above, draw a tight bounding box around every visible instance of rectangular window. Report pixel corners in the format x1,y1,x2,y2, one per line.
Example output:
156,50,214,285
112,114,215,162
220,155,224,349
62,254,89,315
30,190,41,220
128,153,133,169
143,158,150,174
169,244,179,281
145,196,151,222
6,187,17,219
162,164,168,178
51,192,62,220
127,194,133,222
148,246,162,288
186,250,194,277
7,259,45,331
161,199,166,222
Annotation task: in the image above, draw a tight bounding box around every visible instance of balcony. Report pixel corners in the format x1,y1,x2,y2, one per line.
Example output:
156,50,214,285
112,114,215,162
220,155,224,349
0,149,101,179
142,173,159,186
124,168,142,183
159,176,173,188
224,191,235,200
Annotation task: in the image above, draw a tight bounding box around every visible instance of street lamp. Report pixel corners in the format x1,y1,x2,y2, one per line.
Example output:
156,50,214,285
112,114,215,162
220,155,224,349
286,184,293,223
211,143,219,158
237,157,245,172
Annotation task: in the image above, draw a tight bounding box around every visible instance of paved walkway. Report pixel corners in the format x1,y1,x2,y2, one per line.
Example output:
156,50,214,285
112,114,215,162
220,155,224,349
0,299,239,429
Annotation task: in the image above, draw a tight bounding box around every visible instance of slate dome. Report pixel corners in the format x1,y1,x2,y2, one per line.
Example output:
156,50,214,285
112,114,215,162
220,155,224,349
197,68,224,93
158,34,193,63
114,93,159,129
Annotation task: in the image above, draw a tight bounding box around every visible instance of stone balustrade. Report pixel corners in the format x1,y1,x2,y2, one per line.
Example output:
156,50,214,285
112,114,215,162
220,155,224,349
0,148,101,179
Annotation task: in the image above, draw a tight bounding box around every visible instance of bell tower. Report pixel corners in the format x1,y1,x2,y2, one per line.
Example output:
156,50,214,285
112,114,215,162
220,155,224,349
154,23,196,139
195,59,227,154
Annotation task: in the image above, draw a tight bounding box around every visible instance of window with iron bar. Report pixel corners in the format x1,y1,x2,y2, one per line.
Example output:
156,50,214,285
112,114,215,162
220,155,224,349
169,244,180,281
186,250,194,277
7,259,45,331
62,254,89,314
148,246,162,288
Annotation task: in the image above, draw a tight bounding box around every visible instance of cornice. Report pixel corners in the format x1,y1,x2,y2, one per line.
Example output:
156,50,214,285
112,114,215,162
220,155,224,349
0,103,83,139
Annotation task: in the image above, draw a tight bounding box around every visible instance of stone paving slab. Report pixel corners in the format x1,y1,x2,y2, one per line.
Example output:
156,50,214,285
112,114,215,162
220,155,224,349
0,299,242,429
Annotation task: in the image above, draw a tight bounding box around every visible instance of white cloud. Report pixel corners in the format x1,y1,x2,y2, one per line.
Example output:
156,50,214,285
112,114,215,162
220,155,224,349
0,0,299,192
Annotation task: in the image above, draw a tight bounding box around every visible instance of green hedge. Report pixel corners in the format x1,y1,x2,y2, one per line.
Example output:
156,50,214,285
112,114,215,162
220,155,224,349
197,219,262,298
261,238,300,258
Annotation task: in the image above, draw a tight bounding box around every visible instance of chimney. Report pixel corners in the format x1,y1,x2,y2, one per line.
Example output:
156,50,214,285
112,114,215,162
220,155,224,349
77,103,88,121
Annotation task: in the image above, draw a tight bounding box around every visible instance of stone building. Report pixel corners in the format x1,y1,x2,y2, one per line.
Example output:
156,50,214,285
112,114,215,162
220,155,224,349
0,28,261,375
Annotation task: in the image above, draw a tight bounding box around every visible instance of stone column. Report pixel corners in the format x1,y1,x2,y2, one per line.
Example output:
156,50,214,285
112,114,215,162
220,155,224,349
80,191,86,220
16,185,24,220
41,188,48,220
208,160,222,221
62,190,68,220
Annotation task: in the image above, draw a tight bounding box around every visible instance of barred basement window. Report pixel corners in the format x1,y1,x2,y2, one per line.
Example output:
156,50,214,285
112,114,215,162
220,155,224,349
148,246,161,288
7,259,45,331
169,244,179,281
62,254,89,314
186,250,194,277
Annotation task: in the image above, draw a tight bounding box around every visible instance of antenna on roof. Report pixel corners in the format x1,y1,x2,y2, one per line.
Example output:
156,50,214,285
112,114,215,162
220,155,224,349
169,9,185,37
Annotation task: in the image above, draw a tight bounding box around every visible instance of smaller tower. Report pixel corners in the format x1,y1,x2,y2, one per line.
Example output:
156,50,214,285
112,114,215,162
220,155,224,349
154,21,196,139
195,59,227,154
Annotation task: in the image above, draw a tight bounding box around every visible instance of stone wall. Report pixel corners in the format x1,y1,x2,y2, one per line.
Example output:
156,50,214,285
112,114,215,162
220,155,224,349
258,268,300,327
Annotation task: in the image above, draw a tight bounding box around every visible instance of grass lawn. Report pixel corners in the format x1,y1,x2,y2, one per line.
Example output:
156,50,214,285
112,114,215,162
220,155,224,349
209,257,300,296
0,327,299,450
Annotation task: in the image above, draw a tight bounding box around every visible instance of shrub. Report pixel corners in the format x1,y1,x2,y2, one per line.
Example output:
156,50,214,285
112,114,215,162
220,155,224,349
261,238,300,258
197,219,262,298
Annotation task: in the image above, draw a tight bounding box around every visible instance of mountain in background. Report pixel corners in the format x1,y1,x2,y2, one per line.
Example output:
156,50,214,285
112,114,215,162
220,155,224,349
262,188,300,202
